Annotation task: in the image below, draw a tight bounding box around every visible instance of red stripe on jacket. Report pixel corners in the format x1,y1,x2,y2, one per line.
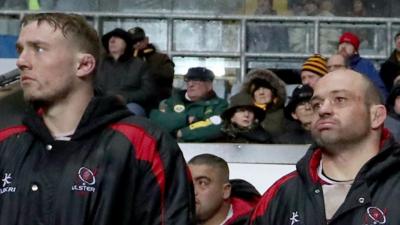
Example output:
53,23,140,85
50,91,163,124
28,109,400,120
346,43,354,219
0,126,27,142
111,123,166,225
250,171,298,223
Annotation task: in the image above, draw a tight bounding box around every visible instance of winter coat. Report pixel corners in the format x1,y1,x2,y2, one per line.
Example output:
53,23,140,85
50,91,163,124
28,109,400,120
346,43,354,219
230,70,288,138
274,120,313,144
134,44,175,109
384,84,400,142
380,49,400,91
149,89,228,142
250,129,400,225
350,54,388,99
220,123,272,143
95,56,156,112
0,95,195,225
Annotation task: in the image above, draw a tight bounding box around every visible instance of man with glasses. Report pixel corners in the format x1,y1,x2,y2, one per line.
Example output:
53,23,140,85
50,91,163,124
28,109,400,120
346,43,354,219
275,84,314,144
327,53,349,72
150,67,228,142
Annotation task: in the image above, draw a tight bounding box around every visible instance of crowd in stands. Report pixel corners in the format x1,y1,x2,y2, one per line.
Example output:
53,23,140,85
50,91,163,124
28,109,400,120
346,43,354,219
4,12,400,225
91,24,400,145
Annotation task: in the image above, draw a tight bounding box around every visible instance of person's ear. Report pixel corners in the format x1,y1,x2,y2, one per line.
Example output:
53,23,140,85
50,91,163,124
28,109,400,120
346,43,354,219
222,182,231,200
370,104,387,129
291,111,299,120
76,53,96,78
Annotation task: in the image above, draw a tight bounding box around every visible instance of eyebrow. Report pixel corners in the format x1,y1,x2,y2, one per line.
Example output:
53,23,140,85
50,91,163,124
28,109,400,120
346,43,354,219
311,89,352,101
16,40,50,49
194,176,211,181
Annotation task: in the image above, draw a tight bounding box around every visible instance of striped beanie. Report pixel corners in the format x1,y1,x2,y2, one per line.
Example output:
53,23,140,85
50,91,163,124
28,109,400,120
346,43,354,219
301,54,328,77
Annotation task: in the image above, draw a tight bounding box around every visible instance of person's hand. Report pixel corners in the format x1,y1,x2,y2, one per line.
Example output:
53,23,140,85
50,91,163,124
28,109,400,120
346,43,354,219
176,130,182,138
115,94,126,104
188,116,196,124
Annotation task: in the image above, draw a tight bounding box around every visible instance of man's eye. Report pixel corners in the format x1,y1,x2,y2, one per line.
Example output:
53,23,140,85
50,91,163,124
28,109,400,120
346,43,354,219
334,97,347,104
311,102,321,111
36,47,44,52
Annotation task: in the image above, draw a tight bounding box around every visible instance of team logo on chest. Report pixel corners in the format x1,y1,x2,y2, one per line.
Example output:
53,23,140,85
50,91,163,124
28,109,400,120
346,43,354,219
290,211,300,225
363,206,387,225
71,167,97,193
0,173,16,195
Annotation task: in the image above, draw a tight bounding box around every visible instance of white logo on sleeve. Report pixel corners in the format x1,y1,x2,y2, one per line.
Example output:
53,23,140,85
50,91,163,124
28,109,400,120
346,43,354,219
290,211,300,225
0,173,16,195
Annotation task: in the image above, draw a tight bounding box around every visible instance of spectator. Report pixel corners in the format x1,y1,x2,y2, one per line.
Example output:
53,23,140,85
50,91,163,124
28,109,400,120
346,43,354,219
188,154,261,225
128,26,175,109
303,0,320,16
96,28,155,116
275,85,314,144
220,94,273,143
300,54,328,89
337,31,388,98
384,84,400,142
250,69,397,225
1,12,194,225
380,31,400,92
230,69,287,138
150,67,228,142
327,53,349,72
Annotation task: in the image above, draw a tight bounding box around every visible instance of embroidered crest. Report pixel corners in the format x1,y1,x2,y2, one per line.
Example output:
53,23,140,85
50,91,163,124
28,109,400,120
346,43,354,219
363,206,387,225
174,104,185,113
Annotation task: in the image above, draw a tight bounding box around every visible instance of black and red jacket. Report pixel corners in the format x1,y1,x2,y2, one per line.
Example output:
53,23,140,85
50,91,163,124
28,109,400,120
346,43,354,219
250,129,400,225
0,95,195,225
225,179,261,225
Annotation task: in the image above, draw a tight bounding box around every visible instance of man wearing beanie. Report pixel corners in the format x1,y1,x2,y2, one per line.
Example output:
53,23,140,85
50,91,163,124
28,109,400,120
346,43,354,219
96,28,156,116
338,31,388,98
300,54,328,89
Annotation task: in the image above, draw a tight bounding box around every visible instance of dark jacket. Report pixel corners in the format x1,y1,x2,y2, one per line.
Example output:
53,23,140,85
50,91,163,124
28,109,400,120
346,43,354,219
384,84,400,142
250,129,400,225
274,120,313,144
230,70,288,138
380,49,400,91
220,123,272,143
226,179,261,225
134,44,175,108
96,56,156,111
0,96,195,225
350,54,388,98
149,89,228,142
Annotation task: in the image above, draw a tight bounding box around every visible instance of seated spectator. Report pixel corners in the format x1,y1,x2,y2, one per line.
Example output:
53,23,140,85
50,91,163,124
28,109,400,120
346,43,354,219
128,27,175,109
95,28,155,116
150,67,228,142
300,54,328,89
230,69,287,138
188,154,261,225
220,95,272,143
337,31,388,98
327,53,349,72
380,32,400,92
384,84,400,142
275,85,314,144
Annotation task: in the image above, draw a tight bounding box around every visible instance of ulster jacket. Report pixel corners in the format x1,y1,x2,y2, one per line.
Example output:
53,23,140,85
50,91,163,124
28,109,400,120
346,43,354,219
250,129,400,225
0,96,195,225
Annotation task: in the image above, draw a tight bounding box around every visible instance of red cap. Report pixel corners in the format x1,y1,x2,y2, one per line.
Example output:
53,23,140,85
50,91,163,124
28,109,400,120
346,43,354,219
339,32,360,50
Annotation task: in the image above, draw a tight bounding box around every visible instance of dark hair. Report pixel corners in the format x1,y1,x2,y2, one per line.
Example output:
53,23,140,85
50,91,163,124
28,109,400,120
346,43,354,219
21,13,101,65
188,154,229,182
395,32,400,41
